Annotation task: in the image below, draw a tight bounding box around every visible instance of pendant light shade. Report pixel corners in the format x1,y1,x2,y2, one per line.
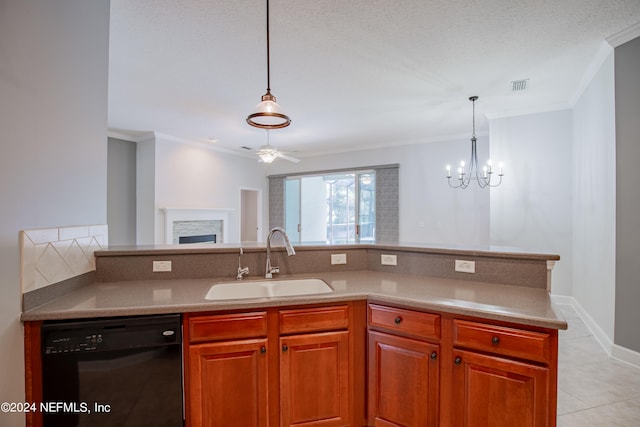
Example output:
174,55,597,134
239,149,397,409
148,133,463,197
247,90,290,129
246,0,291,130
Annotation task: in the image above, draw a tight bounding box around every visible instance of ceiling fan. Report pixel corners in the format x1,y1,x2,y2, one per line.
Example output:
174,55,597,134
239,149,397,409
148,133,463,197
256,131,300,164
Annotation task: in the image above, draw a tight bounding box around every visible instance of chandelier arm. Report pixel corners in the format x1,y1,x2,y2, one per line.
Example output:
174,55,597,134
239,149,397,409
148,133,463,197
488,175,504,187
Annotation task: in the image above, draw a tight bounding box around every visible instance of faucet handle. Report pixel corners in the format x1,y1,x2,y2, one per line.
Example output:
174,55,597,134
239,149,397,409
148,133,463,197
237,266,249,280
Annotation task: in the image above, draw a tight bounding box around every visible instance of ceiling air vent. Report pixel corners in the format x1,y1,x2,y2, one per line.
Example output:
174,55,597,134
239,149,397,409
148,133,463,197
511,79,529,92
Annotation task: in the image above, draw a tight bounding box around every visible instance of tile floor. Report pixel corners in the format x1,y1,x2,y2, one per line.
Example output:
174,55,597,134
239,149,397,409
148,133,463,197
556,304,640,426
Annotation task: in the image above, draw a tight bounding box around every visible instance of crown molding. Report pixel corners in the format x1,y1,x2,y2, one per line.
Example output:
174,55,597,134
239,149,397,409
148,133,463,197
568,41,613,107
107,129,257,159
484,102,572,120
606,21,640,48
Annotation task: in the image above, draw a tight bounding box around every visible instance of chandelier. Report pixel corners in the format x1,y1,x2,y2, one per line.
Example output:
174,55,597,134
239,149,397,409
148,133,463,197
446,96,503,189
246,0,291,129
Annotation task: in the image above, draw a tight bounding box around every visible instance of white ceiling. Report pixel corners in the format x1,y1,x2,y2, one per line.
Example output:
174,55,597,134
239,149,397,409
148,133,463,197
108,0,640,158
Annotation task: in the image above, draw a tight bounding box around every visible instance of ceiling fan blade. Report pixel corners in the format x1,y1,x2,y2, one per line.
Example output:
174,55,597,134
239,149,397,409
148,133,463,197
278,153,300,163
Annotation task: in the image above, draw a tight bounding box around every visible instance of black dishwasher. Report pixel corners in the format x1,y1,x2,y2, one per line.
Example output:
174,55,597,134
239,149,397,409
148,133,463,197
41,314,183,427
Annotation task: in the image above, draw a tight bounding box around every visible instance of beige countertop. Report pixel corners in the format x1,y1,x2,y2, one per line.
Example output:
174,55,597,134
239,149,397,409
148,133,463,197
21,270,567,330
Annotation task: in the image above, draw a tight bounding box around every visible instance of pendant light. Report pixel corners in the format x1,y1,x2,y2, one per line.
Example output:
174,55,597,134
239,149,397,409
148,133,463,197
446,96,504,189
246,0,291,129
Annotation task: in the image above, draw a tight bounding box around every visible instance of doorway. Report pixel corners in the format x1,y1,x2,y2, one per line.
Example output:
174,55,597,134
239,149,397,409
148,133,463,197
240,188,261,242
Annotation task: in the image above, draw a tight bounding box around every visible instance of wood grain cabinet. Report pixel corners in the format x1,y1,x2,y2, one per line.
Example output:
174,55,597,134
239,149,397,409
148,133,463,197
186,311,270,427
184,303,364,427
367,304,559,427
451,320,555,427
279,305,352,427
367,304,441,426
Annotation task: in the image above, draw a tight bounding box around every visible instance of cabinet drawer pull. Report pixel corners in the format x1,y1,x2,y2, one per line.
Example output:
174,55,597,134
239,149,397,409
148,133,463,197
394,316,403,324
260,346,267,354
282,344,288,352
430,351,438,360
454,356,462,365
491,336,500,345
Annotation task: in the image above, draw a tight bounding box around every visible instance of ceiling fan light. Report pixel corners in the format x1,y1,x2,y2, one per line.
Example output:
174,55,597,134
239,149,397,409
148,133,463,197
258,151,277,163
247,91,291,129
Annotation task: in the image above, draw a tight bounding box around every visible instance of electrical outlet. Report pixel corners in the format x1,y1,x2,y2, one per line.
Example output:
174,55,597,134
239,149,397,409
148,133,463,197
455,259,475,273
381,254,397,266
153,260,172,272
331,253,347,265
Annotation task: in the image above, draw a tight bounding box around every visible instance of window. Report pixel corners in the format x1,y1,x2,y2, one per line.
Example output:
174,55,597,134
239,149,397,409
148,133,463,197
284,171,376,244
269,164,398,244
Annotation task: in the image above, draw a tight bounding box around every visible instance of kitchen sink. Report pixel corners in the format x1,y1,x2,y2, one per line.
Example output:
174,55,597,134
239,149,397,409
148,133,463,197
205,278,333,301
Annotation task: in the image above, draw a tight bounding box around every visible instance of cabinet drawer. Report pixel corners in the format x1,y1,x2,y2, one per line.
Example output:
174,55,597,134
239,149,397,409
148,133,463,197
189,311,268,343
368,304,440,340
453,320,551,364
279,305,349,334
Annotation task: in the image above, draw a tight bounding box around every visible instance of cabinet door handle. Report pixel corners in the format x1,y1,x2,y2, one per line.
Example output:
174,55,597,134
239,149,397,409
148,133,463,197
454,356,462,365
394,316,403,324
430,351,438,360
491,336,500,345
282,344,288,352
260,346,266,354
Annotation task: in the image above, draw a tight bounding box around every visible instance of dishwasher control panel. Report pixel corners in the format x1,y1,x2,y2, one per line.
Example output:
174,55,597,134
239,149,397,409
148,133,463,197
44,332,104,354
41,314,182,356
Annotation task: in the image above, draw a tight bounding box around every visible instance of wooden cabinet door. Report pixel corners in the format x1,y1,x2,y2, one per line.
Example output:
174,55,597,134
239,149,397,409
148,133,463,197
187,338,269,427
451,349,550,427
280,330,351,427
368,330,440,427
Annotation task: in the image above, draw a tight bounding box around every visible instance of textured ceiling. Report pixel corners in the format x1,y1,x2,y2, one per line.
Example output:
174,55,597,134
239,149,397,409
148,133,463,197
108,0,640,158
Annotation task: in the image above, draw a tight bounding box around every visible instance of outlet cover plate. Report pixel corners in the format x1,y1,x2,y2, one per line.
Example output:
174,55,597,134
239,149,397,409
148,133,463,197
153,260,172,272
331,254,347,265
381,254,397,266
455,259,475,273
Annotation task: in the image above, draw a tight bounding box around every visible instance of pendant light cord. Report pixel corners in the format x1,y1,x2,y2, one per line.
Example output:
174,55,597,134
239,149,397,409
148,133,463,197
266,0,271,93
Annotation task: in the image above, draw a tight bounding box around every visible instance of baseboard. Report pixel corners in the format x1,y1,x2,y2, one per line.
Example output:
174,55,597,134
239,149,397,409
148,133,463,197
612,344,640,368
550,294,640,368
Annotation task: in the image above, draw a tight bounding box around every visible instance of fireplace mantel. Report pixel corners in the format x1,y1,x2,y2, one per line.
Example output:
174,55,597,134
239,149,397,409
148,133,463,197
161,208,232,244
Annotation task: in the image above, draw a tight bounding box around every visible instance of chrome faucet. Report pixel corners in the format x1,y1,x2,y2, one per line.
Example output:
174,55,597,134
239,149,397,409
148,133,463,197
236,248,249,280
265,227,296,278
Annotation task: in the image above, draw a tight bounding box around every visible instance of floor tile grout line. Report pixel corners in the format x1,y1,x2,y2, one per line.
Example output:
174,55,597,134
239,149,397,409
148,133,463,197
557,305,640,421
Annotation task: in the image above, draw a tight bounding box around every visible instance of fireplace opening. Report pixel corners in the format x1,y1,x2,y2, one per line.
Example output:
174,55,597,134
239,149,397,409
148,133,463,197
163,209,230,245
178,234,217,244
172,219,223,244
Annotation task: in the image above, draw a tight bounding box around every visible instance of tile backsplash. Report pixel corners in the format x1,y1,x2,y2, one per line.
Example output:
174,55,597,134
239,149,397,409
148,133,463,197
21,225,108,293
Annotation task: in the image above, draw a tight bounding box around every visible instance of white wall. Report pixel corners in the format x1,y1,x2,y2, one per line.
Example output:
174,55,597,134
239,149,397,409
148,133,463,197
571,51,616,343
267,135,491,247
108,138,137,245
138,134,269,244
136,137,157,244
0,1,110,426
488,110,574,295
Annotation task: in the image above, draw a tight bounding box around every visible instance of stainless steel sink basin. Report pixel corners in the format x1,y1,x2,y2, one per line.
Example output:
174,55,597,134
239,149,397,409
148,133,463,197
205,278,333,301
